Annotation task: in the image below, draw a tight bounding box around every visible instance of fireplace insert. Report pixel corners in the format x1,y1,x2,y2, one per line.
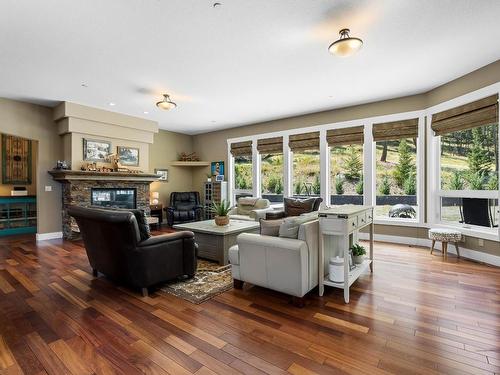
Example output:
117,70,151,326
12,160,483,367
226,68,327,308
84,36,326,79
91,188,136,209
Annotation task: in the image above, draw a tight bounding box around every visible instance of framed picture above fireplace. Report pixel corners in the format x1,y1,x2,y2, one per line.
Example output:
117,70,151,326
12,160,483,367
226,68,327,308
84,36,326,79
83,139,111,162
117,146,140,166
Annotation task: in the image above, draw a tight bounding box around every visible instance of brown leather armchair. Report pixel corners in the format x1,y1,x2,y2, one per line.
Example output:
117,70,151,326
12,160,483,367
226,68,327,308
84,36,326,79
68,206,197,296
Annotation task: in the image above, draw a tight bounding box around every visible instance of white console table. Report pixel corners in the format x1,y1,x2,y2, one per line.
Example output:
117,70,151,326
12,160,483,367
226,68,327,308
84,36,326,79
318,206,374,303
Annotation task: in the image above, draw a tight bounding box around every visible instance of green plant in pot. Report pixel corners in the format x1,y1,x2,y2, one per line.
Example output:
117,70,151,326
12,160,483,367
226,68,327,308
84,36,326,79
211,200,231,226
350,243,366,264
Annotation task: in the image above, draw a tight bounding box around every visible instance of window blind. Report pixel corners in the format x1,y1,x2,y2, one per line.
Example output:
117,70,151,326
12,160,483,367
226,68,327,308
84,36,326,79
288,132,320,152
230,140,252,157
256,137,283,154
326,126,364,146
431,94,498,136
372,118,418,142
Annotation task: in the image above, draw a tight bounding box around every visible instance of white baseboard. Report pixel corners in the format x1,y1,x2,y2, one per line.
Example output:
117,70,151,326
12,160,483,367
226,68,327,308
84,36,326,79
36,232,63,241
358,232,500,267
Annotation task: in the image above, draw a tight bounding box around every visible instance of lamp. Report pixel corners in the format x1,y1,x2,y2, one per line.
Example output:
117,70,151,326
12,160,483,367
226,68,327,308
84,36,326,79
151,192,159,205
328,28,363,57
156,94,177,110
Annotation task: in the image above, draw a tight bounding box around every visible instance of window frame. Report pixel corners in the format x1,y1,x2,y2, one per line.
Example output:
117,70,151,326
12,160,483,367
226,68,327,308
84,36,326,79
427,84,500,241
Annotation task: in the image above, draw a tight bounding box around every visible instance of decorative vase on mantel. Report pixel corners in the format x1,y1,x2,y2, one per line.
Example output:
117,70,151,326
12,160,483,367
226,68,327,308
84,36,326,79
214,215,229,226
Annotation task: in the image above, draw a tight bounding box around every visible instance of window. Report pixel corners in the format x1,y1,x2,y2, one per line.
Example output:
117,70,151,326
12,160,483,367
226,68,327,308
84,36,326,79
433,94,499,230
289,132,320,197
373,119,419,220
328,126,364,206
259,137,284,203
230,141,253,200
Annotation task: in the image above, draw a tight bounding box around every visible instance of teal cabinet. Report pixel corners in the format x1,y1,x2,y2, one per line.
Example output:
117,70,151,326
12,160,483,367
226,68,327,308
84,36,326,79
0,196,37,236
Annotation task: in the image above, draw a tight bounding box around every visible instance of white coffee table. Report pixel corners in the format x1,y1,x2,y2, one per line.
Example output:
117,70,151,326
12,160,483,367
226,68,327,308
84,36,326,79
173,219,260,265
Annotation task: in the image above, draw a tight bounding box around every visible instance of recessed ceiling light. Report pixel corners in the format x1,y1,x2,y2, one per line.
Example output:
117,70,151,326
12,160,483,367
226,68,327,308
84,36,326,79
328,28,363,57
109,102,116,106
211,120,217,123
143,111,149,114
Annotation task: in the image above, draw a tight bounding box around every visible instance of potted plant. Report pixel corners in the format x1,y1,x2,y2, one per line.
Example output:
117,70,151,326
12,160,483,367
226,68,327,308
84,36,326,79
211,200,231,226
350,243,366,264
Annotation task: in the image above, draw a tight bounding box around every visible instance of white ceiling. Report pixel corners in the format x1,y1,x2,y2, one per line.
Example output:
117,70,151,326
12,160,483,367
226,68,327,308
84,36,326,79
1,1,499,135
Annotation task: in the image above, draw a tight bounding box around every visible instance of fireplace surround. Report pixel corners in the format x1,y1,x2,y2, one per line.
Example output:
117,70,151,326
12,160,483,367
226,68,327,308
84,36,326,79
49,170,159,239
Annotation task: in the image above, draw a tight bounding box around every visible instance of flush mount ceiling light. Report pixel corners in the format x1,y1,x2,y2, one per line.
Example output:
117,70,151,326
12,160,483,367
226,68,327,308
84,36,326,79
156,94,177,110
328,28,363,57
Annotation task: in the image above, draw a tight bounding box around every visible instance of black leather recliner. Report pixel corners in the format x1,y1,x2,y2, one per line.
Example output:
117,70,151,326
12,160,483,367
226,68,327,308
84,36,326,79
165,192,203,226
68,206,197,296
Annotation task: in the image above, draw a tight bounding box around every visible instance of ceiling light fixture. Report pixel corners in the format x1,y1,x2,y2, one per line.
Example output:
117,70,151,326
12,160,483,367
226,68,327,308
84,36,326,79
143,111,149,114
109,102,116,106
328,28,363,57
156,94,177,110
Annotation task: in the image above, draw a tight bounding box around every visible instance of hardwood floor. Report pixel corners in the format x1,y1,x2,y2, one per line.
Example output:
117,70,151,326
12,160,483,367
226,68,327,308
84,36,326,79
0,233,499,375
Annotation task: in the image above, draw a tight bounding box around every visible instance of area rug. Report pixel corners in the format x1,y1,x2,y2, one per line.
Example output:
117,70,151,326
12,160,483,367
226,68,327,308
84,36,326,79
160,260,232,304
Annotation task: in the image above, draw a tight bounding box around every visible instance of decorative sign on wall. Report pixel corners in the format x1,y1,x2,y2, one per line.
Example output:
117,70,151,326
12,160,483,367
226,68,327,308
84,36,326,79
2,134,32,184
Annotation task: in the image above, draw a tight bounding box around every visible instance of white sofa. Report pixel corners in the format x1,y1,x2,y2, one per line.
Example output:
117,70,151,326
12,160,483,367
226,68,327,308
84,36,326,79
228,197,273,221
229,219,319,306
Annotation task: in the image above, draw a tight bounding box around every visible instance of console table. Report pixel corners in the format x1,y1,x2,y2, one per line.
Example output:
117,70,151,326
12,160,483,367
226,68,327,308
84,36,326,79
318,205,374,303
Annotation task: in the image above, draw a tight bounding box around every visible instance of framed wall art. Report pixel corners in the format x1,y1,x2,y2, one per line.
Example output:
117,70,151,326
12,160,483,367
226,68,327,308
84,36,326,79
155,168,168,182
117,146,140,166
83,139,111,162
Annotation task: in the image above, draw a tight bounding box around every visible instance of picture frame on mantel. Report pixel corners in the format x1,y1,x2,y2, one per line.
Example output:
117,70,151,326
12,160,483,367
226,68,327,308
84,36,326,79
117,146,140,166
155,168,168,182
83,139,112,162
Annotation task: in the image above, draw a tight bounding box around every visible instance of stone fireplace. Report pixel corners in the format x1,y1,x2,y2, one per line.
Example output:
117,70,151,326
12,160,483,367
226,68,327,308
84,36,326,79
49,170,159,239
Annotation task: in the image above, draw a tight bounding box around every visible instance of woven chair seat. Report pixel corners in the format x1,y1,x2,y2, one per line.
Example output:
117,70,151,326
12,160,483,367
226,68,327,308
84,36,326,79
428,228,462,242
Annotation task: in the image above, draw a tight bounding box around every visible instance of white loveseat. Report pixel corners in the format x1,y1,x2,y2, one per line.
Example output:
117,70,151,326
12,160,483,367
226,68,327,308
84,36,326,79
227,197,273,221
229,218,319,306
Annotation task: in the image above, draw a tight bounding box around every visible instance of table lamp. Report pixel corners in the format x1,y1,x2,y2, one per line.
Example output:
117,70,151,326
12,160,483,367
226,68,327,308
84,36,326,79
151,191,159,205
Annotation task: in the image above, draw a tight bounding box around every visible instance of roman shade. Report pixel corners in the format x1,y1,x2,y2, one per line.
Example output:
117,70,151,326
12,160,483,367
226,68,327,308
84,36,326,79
431,94,499,136
257,137,283,154
230,141,252,157
326,126,364,146
372,118,419,142
289,132,320,152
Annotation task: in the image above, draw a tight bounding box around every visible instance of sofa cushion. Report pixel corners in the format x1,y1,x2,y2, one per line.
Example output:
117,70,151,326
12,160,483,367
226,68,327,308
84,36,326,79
279,215,316,239
260,219,283,237
284,197,317,217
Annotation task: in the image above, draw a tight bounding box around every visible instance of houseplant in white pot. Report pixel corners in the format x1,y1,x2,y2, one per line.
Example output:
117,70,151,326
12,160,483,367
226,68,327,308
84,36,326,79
350,243,366,264
211,200,231,226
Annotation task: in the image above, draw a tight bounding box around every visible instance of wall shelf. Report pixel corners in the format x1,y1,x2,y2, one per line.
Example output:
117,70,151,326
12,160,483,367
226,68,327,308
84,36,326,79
170,161,210,167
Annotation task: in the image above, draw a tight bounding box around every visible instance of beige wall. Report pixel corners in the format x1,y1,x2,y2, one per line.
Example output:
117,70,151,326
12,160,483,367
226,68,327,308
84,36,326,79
0,138,38,196
0,98,62,234
149,130,194,209
54,102,158,172
192,59,500,256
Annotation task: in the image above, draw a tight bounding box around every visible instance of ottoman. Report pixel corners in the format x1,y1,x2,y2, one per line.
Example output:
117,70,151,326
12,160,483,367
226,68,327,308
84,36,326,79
428,228,462,259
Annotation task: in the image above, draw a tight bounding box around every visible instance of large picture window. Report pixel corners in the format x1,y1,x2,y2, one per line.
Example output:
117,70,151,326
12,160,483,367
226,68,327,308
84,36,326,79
230,141,253,200
373,119,419,220
433,94,499,230
289,132,320,197
328,126,364,205
258,137,284,203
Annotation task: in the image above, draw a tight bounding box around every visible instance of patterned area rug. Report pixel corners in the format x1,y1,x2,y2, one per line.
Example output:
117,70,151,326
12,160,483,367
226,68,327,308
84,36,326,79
160,259,233,304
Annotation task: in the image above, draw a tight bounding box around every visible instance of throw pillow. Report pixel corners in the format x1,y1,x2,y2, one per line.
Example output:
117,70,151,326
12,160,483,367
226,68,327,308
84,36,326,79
284,197,316,217
279,215,316,239
259,219,283,237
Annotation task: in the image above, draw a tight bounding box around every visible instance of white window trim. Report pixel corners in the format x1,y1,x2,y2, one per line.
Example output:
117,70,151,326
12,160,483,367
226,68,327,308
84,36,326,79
225,81,500,241
427,82,500,240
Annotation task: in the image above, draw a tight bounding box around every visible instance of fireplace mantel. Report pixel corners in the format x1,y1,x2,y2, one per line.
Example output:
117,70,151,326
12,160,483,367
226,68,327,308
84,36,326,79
48,170,159,183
